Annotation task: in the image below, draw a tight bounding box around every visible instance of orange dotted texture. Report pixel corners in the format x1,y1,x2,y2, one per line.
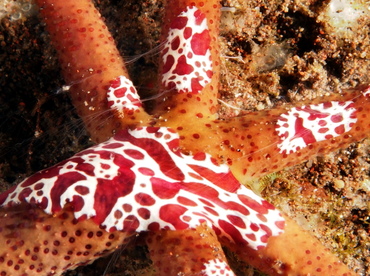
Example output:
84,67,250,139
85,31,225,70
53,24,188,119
35,0,150,143
0,203,130,276
221,215,356,276
146,224,230,275
171,86,370,184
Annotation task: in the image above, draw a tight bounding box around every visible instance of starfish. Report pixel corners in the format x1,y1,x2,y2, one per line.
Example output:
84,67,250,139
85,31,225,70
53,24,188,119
0,0,369,275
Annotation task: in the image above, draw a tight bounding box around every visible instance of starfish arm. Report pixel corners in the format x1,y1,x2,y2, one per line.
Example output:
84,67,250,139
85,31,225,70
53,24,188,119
33,1,227,275
36,0,151,143
0,127,284,275
2,0,365,274
173,85,370,183
146,225,235,276
0,203,131,276
153,0,220,119
223,215,356,275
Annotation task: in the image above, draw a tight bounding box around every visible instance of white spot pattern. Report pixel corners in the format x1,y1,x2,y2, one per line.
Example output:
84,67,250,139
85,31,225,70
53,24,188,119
107,75,142,113
201,259,236,276
0,127,284,250
161,6,213,93
276,101,357,154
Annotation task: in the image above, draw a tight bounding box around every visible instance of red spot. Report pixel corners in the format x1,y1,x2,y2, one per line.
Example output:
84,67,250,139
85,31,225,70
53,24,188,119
191,77,204,93
171,36,180,50
193,9,206,25
193,152,206,161
225,201,251,216
245,233,256,242
159,204,189,229
34,183,44,190
71,195,85,212
335,124,345,134
199,198,215,207
102,142,122,149
76,162,95,176
173,55,194,75
138,208,151,219
75,185,89,195
123,204,132,212
113,87,128,98
148,222,160,231
124,149,145,160
171,16,188,29
135,193,156,206
318,127,329,133
276,220,285,230
183,27,192,39
293,117,317,145
110,77,121,88
331,114,344,123
162,54,175,74
138,167,155,176
259,223,273,242
227,215,246,229
190,30,210,56
189,165,240,192
218,219,245,244
177,196,197,206
204,206,219,216
151,178,180,199
238,195,270,215
101,164,110,170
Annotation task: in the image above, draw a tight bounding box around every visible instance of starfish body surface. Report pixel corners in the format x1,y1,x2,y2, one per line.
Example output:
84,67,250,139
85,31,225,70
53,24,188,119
0,0,369,275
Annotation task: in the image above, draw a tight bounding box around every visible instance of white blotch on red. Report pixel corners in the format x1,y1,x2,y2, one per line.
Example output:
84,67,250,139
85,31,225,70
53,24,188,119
0,127,284,250
107,75,142,113
201,259,235,276
161,6,213,94
276,100,357,154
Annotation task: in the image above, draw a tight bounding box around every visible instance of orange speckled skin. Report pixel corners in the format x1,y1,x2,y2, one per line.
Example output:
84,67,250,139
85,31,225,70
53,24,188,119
0,0,365,275
36,0,151,143
222,215,355,276
0,204,130,276
171,88,370,184
146,224,230,275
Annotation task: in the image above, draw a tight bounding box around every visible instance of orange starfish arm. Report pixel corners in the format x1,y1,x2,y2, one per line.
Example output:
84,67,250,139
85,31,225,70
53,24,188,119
0,203,130,275
36,0,151,143
0,0,365,275
223,215,355,275
153,0,221,120
146,224,233,275
35,1,230,275
174,86,370,183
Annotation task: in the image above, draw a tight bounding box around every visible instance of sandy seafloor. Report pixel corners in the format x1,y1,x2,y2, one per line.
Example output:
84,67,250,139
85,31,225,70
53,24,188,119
0,0,369,275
